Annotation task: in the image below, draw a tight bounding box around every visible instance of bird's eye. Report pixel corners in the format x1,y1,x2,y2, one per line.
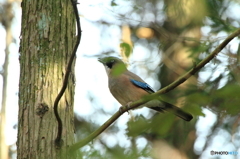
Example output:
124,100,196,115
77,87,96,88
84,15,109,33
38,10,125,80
106,59,115,68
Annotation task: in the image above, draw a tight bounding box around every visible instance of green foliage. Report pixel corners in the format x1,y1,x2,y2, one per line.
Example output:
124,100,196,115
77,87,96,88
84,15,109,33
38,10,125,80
150,114,175,136
111,0,117,6
120,42,132,58
127,115,150,137
127,113,189,138
214,84,240,115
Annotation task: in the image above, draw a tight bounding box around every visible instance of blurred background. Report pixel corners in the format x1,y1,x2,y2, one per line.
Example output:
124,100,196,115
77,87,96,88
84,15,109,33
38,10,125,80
1,0,240,158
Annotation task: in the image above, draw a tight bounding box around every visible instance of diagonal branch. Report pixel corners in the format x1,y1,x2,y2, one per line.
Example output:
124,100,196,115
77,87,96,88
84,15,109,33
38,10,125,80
155,29,240,95
54,0,82,148
68,28,240,152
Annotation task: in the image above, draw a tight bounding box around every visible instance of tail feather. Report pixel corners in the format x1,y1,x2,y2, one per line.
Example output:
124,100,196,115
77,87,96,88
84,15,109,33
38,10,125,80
149,101,193,122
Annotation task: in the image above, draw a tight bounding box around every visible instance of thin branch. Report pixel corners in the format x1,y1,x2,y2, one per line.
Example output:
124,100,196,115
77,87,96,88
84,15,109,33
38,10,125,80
69,28,240,152
54,0,81,148
156,28,240,95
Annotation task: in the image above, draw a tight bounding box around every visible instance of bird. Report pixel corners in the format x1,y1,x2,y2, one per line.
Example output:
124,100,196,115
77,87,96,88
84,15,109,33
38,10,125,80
98,56,193,121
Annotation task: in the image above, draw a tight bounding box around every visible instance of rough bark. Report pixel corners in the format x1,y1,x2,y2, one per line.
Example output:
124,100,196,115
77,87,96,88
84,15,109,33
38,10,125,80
17,0,76,158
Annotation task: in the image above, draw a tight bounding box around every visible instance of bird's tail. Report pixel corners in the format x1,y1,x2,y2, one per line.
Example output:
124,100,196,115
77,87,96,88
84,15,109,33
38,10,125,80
149,101,193,121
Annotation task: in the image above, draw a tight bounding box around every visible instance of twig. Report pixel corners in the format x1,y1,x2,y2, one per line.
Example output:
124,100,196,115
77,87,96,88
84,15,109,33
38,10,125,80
54,0,81,148
156,28,240,95
68,28,240,152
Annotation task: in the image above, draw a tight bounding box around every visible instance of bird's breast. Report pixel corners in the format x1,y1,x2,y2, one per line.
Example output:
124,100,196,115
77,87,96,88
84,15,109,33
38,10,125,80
108,75,149,106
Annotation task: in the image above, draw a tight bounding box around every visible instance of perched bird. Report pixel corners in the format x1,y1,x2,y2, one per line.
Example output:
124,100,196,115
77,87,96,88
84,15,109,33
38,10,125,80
98,56,193,121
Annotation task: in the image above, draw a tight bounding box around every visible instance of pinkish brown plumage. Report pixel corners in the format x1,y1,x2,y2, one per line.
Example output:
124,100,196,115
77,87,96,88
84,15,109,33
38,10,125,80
98,56,193,121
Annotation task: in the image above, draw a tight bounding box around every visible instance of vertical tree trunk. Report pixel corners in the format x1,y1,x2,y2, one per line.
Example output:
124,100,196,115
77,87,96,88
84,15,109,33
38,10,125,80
17,0,76,158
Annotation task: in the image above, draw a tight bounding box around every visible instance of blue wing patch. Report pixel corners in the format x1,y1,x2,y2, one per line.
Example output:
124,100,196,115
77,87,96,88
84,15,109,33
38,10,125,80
130,79,155,93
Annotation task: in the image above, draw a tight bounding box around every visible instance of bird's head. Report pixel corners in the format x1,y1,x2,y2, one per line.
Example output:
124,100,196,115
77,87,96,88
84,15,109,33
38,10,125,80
98,56,127,76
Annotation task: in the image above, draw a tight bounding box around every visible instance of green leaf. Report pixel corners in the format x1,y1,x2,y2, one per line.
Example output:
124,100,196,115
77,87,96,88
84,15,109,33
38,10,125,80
120,42,132,58
111,0,117,6
126,115,150,137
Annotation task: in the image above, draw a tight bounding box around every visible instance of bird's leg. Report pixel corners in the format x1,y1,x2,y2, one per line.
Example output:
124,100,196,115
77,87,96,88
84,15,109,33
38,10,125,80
119,102,132,114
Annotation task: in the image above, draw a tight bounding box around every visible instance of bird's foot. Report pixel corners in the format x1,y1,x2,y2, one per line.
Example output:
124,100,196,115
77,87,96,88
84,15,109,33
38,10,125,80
119,102,132,114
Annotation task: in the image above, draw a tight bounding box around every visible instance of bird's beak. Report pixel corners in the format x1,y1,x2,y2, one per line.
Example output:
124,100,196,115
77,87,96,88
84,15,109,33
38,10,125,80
98,58,105,64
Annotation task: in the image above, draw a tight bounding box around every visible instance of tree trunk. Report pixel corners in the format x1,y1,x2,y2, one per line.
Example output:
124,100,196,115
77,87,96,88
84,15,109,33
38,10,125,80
17,0,76,158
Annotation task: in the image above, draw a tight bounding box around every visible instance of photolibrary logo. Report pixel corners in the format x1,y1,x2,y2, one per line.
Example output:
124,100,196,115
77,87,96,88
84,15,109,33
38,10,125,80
211,150,238,156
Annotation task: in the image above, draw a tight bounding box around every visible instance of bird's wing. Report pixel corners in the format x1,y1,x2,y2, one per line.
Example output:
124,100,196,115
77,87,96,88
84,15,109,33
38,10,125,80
130,79,155,94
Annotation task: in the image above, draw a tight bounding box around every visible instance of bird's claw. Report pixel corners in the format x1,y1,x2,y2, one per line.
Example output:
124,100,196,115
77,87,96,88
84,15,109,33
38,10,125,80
119,102,132,114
